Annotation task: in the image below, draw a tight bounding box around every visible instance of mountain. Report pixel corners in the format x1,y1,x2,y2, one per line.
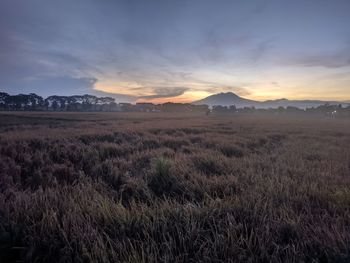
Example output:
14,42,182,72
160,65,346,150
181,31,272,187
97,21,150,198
193,92,347,109
193,92,258,108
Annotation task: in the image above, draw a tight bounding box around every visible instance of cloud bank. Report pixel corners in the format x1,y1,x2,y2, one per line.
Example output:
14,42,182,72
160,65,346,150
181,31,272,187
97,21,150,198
0,0,350,101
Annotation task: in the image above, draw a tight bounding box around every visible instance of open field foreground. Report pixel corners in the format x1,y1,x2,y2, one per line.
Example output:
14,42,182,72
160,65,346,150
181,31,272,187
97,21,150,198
0,112,349,262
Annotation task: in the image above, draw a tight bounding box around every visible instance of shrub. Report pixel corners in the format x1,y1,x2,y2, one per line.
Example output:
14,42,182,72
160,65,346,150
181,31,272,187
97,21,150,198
141,139,160,150
192,155,226,176
162,138,189,151
93,160,125,190
277,222,299,244
147,158,183,197
220,145,244,158
120,178,151,206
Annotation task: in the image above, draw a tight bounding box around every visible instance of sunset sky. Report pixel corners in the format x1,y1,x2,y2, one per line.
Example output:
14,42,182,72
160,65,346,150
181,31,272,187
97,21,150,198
1,0,350,103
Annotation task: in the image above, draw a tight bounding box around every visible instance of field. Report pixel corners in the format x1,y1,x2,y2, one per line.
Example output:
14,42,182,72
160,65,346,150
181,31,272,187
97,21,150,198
0,112,349,262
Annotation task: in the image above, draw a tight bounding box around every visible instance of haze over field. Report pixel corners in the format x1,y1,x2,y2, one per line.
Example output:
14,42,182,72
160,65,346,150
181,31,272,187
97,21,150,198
1,0,350,102
193,92,350,109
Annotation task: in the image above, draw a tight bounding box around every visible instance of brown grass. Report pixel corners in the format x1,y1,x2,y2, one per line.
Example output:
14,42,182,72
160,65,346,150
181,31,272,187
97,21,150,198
0,112,349,262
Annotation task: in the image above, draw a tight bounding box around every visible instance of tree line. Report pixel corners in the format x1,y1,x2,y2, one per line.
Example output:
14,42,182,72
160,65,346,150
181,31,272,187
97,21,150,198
211,104,350,118
0,92,210,113
1,92,349,117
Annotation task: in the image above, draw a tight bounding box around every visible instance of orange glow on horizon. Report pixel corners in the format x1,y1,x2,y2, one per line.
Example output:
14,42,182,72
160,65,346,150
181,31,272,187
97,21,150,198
137,97,193,104
94,81,350,103
136,90,212,104
95,82,213,103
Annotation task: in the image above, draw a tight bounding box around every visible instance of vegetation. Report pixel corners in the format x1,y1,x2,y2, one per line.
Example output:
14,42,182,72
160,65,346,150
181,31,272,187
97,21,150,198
0,92,209,113
212,104,350,118
0,112,349,262
2,92,350,118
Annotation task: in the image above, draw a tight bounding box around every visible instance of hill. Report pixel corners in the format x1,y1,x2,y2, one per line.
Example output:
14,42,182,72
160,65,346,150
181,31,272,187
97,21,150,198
193,92,346,109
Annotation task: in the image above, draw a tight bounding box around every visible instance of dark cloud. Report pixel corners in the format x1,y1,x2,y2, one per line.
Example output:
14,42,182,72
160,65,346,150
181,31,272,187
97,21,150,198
1,76,97,97
230,87,252,97
1,75,138,102
252,0,269,14
138,87,188,99
250,40,274,62
93,90,137,103
201,85,251,97
285,48,350,68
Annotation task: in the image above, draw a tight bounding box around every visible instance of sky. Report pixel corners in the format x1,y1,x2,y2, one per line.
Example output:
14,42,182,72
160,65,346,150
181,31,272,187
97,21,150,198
0,0,350,103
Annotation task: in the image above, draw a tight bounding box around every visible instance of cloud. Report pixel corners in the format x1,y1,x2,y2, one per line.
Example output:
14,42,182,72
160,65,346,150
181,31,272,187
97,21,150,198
271,82,280,87
250,40,274,62
1,74,138,103
138,87,189,99
1,0,350,100
200,85,251,97
92,89,137,103
252,0,269,14
229,87,252,97
1,76,97,96
283,48,350,68
192,30,274,66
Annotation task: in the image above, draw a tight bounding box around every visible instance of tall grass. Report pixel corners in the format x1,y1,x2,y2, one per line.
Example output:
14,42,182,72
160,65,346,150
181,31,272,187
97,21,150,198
0,112,349,262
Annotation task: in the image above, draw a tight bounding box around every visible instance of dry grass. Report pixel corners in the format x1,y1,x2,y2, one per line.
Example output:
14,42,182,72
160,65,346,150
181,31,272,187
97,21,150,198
0,112,350,262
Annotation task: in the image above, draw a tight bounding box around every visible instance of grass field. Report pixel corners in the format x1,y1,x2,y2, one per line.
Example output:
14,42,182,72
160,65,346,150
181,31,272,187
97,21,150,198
0,112,349,262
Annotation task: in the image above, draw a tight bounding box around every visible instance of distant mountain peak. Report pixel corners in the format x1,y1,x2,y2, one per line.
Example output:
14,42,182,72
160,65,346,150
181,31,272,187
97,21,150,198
213,92,239,97
193,92,255,107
